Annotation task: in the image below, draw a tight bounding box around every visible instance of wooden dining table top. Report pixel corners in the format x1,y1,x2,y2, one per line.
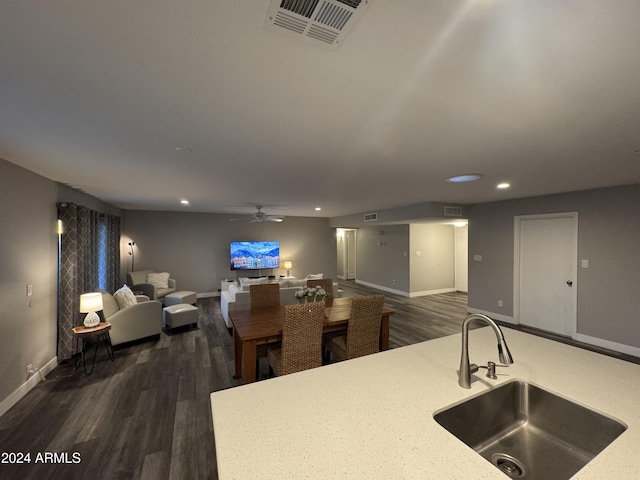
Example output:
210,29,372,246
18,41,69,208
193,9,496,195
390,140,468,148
230,297,395,341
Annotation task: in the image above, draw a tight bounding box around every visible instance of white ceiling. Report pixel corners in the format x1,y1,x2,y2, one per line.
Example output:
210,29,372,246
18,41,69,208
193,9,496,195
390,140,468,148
2,0,640,219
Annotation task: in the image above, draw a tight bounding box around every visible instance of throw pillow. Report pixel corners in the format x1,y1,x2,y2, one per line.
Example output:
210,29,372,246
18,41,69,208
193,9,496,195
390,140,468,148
239,277,268,290
147,272,170,289
114,284,137,310
305,273,323,279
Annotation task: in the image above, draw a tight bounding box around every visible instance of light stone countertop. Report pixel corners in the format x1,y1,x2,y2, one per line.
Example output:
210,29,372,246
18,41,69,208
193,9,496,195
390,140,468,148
210,328,640,479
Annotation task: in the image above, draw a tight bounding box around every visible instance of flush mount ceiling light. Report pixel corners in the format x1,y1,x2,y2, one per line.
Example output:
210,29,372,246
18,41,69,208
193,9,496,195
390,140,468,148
174,146,193,153
315,207,322,211
497,182,511,189
180,199,190,205
446,174,484,183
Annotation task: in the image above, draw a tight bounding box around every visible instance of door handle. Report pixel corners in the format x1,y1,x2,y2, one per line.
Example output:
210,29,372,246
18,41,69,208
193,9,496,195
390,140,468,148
566,280,573,287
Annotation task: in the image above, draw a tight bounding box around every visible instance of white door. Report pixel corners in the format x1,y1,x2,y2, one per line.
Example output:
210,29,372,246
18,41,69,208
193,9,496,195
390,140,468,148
515,213,577,337
346,230,356,280
454,225,468,293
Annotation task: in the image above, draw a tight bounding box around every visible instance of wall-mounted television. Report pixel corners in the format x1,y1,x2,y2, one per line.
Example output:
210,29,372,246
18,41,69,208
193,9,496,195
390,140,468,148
230,241,280,270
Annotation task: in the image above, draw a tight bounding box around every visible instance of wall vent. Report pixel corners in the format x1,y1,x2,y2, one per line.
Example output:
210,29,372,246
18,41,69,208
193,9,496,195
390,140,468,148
264,0,372,49
444,206,462,217
364,212,378,222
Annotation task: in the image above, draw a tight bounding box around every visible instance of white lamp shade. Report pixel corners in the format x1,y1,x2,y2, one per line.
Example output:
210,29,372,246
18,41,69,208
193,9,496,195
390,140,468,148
284,261,293,270
80,292,103,313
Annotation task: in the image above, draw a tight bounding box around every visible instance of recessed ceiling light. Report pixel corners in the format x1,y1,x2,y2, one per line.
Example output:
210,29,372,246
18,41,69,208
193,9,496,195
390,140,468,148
180,199,190,205
175,146,193,153
315,207,322,211
447,174,484,183
497,182,511,189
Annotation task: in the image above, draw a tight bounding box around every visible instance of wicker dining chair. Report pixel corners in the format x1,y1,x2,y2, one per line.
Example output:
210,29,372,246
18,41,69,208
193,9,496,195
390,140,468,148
326,294,385,362
306,278,333,299
249,283,281,379
249,283,281,307
268,302,325,376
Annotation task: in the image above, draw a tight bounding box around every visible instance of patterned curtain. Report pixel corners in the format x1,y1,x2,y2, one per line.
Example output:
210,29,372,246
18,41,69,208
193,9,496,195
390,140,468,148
101,213,121,293
57,203,120,360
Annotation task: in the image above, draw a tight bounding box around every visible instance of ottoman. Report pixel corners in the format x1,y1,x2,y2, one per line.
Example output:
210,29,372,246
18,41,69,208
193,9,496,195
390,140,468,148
163,304,198,329
164,290,197,306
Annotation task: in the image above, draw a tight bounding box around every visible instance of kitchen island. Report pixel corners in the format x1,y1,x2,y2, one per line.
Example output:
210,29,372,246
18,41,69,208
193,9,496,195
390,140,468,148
210,327,640,479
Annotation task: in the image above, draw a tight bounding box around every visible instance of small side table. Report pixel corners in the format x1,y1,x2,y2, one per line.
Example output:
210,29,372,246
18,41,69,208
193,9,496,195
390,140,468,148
72,322,114,375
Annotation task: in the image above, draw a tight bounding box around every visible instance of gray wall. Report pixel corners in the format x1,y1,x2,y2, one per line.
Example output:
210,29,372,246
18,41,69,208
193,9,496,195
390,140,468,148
330,201,469,228
355,225,410,294
121,210,338,294
468,184,640,349
354,224,458,296
0,158,58,406
409,224,455,295
0,158,120,410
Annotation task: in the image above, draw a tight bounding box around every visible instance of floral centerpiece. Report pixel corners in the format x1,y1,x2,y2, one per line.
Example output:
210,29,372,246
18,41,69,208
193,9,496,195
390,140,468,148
294,286,327,303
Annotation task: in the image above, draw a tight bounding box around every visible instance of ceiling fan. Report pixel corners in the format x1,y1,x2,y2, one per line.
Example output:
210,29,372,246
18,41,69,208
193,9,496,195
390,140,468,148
229,205,285,223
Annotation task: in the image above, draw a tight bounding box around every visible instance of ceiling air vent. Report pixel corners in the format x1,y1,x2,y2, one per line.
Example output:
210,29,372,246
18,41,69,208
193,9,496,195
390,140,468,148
264,0,373,49
364,212,378,222
444,206,463,217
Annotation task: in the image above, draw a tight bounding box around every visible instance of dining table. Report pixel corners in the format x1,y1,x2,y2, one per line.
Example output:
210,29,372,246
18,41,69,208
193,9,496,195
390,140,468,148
230,297,395,383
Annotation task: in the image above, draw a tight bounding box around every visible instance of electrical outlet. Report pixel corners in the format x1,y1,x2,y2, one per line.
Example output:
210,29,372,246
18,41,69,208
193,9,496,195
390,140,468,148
26,364,34,377
498,299,504,308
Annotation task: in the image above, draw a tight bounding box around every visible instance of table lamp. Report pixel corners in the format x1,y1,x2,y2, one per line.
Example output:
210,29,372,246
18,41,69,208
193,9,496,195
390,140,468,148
284,261,292,277
80,292,103,327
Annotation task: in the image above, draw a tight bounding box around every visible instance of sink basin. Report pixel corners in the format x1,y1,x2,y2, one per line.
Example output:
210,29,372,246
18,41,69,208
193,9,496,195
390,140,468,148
434,380,626,479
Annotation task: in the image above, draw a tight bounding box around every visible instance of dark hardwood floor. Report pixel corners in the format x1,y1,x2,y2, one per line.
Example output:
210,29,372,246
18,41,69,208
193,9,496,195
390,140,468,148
337,280,469,348
0,281,470,480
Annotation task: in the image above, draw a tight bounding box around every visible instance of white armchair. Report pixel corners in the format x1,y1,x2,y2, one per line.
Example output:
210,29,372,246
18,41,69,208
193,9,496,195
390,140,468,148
126,269,176,302
100,290,163,346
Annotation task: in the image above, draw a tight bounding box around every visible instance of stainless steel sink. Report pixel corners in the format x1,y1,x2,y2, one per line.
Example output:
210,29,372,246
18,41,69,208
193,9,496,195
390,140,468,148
434,380,627,479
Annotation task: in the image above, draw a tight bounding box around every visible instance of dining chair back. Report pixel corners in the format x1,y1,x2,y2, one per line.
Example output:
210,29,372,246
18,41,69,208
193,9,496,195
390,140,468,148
306,278,333,298
327,294,385,361
250,283,281,308
268,302,325,376
250,283,281,378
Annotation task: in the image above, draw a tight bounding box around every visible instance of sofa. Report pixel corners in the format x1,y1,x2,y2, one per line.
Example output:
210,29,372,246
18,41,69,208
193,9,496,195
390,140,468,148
127,269,176,303
100,290,163,346
220,277,340,328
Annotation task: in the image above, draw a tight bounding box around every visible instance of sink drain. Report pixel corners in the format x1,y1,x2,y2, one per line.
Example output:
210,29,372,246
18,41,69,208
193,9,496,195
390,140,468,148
491,453,526,478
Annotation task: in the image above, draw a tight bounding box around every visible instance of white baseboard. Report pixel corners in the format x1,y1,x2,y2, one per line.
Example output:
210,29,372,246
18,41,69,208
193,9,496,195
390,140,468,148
409,288,456,298
0,356,58,418
466,307,515,324
355,280,409,297
574,333,640,358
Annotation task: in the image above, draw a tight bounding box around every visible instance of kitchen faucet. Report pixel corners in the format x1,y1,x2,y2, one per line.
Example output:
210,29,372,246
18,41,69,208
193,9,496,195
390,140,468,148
459,313,514,388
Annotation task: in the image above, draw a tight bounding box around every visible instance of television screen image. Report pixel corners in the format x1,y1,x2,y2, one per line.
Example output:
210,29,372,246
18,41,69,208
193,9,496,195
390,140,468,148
230,241,280,270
